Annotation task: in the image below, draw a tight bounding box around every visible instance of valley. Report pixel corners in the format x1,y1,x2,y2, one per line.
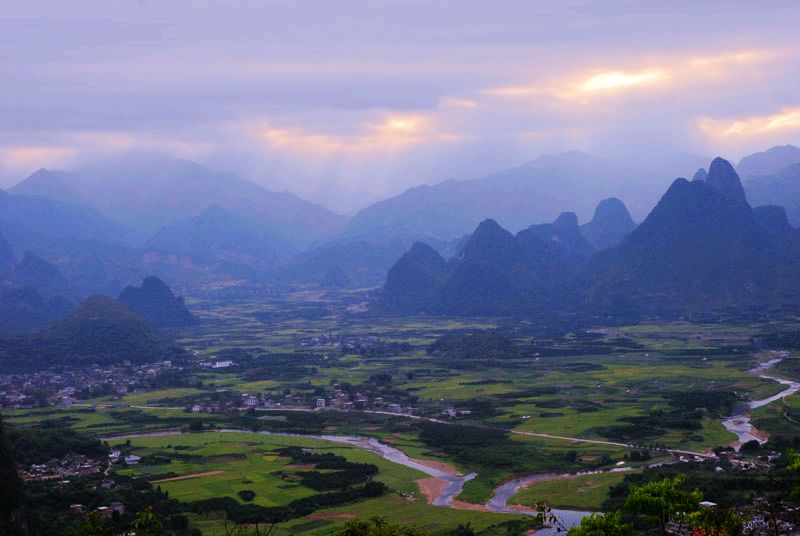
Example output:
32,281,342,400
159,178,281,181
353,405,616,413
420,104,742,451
5,287,800,534
4,5,800,534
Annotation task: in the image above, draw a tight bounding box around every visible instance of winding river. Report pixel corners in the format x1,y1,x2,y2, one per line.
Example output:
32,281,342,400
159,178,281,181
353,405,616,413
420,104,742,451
105,428,593,532
721,354,800,450
100,353,800,533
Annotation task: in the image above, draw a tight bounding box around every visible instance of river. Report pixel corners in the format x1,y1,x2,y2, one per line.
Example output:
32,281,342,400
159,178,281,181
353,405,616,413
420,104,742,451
105,428,595,532
100,355,800,531
721,354,800,450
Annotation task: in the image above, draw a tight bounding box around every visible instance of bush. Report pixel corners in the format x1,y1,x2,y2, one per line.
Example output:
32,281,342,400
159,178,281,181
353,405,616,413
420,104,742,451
238,490,256,502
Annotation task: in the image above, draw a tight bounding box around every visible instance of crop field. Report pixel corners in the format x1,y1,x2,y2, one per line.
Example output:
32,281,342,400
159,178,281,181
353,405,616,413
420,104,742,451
9,288,800,534
169,291,796,454
508,470,634,510
113,432,425,504
112,431,525,536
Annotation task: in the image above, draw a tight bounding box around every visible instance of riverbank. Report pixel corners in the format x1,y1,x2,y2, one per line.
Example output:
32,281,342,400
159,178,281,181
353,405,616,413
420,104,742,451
104,428,592,531
722,353,800,450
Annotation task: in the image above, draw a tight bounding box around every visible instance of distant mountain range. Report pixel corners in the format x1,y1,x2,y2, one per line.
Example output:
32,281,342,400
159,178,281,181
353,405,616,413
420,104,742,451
3,145,800,295
10,153,345,237
379,156,800,317
144,204,290,266
6,252,80,303
737,145,800,177
345,151,664,242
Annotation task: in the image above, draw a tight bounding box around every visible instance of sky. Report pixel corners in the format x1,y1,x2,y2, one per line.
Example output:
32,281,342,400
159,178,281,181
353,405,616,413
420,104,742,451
1,1,799,213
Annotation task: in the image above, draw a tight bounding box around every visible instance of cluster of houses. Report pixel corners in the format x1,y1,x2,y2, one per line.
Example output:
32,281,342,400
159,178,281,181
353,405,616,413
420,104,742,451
198,359,235,369
318,386,417,414
298,333,387,351
0,360,180,409
186,387,419,415
441,407,473,419
70,501,125,519
19,454,103,482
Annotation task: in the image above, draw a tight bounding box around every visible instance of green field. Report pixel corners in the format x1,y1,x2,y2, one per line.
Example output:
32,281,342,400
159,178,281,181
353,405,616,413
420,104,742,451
10,288,800,534
112,431,526,535
509,470,633,510
113,432,425,505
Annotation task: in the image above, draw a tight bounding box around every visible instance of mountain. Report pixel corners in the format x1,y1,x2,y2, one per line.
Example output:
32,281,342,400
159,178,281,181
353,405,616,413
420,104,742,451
320,266,351,289
0,189,136,247
0,188,141,297
691,168,707,182
346,151,664,241
704,157,748,205
379,157,800,318
457,218,526,266
0,287,72,334
11,153,345,237
580,198,637,250
117,276,197,327
581,158,800,315
525,212,594,264
0,295,186,371
6,252,80,303
379,219,571,315
276,234,461,287
0,250,78,333
380,242,449,312
737,145,800,177
0,231,14,273
144,204,288,266
11,169,83,205
744,163,800,226
753,205,794,235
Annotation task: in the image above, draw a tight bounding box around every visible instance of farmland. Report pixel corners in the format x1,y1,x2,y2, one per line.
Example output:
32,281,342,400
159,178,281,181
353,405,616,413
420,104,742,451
6,288,800,534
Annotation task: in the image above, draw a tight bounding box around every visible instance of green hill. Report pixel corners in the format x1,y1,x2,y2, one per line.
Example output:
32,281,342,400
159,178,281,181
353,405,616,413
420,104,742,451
0,295,186,371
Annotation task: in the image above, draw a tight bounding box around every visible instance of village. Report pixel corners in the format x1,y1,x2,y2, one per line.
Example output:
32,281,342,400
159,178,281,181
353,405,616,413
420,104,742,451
0,359,181,409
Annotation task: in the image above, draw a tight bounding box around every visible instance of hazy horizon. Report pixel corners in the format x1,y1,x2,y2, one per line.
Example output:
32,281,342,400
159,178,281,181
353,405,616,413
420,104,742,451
1,1,799,213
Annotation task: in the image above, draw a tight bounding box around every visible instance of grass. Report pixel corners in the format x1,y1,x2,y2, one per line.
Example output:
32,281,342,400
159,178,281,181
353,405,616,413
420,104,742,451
113,431,427,506
509,470,633,510
113,430,529,536
14,289,800,533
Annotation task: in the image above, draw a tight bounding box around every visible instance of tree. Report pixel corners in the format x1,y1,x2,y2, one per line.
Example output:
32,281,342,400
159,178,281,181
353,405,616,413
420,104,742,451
0,414,26,536
687,506,743,536
334,517,421,536
568,512,633,536
131,507,163,536
447,522,476,536
789,449,800,502
624,476,702,534
189,419,204,432
79,511,113,536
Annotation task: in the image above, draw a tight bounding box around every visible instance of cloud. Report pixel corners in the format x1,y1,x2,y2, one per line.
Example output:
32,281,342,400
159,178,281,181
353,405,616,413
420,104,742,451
698,107,800,137
439,96,478,109
0,145,76,170
481,49,775,104
578,69,665,93
1,3,799,211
